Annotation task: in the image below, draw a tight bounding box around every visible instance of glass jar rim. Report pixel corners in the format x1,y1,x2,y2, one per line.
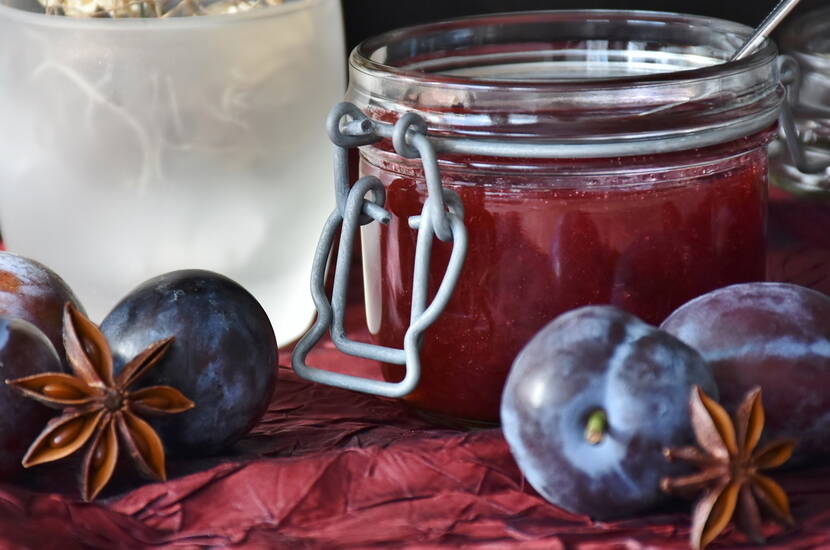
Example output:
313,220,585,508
347,10,783,158
353,9,777,89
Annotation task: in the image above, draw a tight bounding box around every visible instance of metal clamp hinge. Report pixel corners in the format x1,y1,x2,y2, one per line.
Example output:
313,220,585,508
291,102,468,398
778,55,828,175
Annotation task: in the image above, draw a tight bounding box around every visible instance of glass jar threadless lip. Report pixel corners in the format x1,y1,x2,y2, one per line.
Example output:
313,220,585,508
347,10,783,158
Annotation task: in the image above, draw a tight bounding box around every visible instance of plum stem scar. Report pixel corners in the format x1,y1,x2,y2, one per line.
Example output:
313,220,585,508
585,409,607,445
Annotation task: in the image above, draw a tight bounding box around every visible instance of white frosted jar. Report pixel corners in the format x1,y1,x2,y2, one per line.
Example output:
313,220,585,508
0,0,344,345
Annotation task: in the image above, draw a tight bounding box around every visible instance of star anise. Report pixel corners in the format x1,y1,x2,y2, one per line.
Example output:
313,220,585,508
6,303,194,501
661,386,796,550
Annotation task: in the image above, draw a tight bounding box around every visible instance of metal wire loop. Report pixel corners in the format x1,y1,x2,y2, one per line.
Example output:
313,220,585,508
410,132,452,241
392,113,427,159
778,54,799,85
326,102,379,148
356,176,389,225
415,188,464,226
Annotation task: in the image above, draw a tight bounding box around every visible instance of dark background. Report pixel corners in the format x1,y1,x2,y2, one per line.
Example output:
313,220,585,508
341,0,827,52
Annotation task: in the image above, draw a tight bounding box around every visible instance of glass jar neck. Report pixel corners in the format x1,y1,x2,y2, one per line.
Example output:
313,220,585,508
347,10,783,158
361,126,776,185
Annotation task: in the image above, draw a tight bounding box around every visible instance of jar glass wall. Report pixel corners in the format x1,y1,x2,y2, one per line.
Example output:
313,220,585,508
349,10,782,424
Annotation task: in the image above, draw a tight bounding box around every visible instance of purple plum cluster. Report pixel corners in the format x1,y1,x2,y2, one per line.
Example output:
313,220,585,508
501,282,830,519
0,252,277,480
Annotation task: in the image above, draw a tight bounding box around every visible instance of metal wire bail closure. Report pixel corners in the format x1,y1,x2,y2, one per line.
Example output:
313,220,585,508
291,102,468,398
778,54,828,175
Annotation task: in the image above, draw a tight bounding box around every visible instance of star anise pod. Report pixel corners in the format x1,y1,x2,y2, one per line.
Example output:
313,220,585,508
661,386,796,550
6,302,194,501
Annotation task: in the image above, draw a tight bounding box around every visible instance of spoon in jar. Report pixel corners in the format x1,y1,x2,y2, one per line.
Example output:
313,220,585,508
731,0,803,60
638,0,802,117
738,0,826,174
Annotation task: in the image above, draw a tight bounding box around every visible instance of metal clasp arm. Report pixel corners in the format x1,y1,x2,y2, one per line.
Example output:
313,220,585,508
291,103,468,398
291,176,414,397
291,184,467,398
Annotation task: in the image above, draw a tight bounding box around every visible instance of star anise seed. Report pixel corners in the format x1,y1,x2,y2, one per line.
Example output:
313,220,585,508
6,302,194,501
661,386,795,550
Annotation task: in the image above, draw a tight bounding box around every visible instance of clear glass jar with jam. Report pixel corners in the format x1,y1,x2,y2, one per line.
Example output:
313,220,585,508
297,10,783,426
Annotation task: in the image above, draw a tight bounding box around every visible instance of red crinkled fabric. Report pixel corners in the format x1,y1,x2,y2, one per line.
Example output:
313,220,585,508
0,188,829,549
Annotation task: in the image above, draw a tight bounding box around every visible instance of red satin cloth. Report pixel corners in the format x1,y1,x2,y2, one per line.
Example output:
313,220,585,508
2,188,830,549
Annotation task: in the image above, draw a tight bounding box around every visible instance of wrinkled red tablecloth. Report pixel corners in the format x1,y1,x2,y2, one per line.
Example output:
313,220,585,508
1,189,830,549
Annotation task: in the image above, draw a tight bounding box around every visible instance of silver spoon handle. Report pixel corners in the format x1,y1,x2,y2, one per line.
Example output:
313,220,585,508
731,0,803,61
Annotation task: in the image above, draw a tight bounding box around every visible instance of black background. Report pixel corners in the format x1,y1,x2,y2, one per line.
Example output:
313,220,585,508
341,0,827,52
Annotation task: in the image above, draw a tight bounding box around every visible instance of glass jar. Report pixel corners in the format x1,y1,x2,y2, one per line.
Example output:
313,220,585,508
769,6,830,195
342,10,782,425
0,0,344,345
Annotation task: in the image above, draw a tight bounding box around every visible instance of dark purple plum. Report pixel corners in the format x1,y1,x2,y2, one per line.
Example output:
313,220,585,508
661,282,830,464
0,251,84,369
100,270,277,457
501,306,717,520
0,317,62,481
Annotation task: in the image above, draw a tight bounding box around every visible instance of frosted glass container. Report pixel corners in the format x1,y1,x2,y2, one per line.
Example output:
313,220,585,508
0,0,344,345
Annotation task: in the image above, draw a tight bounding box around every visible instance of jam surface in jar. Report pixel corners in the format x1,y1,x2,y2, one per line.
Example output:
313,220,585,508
361,132,772,424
